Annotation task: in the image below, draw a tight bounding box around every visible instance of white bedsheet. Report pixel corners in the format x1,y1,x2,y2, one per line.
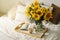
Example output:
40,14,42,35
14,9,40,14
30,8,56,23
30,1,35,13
0,16,60,40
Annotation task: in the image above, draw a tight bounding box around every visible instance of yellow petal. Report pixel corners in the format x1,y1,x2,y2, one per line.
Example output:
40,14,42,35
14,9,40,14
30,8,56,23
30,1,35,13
44,11,53,21
33,0,39,6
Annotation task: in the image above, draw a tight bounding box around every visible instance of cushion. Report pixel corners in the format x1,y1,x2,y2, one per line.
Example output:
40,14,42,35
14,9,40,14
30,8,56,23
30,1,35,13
15,12,27,21
8,2,26,20
15,4,29,22
50,4,60,24
8,6,17,20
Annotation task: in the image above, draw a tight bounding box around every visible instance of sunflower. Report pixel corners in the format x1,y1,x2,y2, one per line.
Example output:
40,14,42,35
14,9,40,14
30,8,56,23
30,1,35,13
25,0,53,21
45,7,51,13
30,10,35,14
25,8,31,18
44,11,53,21
41,7,46,14
26,7,30,12
25,11,31,18
32,6,35,9
36,9,43,17
34,5,41,10
33,0,40,10
32,14,41,20
30,10,41,20
33,0,39,6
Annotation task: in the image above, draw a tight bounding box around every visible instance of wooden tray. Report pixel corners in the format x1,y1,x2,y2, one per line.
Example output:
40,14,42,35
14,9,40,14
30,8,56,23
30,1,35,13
15,22,48,38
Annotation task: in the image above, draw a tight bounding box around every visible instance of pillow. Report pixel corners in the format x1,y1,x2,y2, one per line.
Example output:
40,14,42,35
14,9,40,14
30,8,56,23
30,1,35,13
15,12,27,21
16,4,26,13
50,4,60,24
15,4,29,22
8,1,26,20
8,6,17,20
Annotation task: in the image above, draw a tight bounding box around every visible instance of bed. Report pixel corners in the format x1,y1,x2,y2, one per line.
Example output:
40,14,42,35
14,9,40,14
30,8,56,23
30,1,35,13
0,13,60,40
0,0,60,40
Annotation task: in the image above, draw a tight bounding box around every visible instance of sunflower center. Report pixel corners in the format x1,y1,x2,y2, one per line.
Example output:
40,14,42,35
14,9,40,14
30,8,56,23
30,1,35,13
35,15,38,18
37,11,41,15
46,13,50,18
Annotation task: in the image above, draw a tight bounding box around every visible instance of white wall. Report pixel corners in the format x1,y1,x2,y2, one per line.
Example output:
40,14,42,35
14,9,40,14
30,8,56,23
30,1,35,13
0,0,60,13
0,0,18,13
0,0,1,12
39,0,60,7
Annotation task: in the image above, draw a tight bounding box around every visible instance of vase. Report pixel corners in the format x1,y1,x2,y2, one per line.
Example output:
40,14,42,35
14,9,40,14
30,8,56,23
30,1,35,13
35,21,45,32
28,18,45,32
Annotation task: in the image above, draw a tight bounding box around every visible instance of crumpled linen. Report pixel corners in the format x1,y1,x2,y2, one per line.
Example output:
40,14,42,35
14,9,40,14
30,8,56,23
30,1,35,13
0,17,60,40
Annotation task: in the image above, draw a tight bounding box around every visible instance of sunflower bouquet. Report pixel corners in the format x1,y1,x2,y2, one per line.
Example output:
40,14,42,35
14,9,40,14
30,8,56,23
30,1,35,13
25,0,53,31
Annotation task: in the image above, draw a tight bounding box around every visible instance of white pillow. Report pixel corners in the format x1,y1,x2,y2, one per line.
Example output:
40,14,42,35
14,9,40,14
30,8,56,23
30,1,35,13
7,1,26,20
16,4,26,13
15,4,28,22
8,6,17,20
15,12,27,21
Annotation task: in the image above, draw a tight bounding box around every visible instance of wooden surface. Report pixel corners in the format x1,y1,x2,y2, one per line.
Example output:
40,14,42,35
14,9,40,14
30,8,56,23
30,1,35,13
15,22,48,38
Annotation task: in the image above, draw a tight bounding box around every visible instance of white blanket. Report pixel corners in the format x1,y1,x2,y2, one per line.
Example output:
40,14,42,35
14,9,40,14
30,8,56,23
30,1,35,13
0,16,60,40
